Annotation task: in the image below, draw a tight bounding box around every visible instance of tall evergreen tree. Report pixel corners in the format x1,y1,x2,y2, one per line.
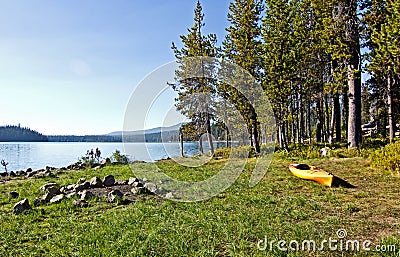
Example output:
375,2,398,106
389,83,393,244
364,0,400,141
222,0,263,153
171,1,218,155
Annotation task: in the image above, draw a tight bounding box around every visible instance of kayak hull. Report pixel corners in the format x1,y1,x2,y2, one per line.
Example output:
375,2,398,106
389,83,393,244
289,164,334,187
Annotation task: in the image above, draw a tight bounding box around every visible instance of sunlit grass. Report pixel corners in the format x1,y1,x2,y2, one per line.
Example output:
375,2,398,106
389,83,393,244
0,156,399,256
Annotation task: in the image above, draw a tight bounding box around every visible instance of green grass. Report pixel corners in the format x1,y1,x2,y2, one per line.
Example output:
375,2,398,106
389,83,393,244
0,156,399,256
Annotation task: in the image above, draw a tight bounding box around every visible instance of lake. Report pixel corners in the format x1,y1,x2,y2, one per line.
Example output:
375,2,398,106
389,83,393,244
0,142,214,172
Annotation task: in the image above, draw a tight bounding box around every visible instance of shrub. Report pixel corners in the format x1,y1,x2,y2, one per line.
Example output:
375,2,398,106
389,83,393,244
80,148,101,168
213,146,256,159
110,150,129,164
370,142,400,173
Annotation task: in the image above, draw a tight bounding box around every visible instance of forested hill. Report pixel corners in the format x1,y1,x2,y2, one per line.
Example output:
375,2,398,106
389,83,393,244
0,125,48,142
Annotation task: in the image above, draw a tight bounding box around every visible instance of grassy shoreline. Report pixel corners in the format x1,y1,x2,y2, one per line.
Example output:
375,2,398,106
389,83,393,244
0,156,399,256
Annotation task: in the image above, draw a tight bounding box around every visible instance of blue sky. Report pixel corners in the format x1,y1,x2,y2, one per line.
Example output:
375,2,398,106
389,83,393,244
0,0,230,135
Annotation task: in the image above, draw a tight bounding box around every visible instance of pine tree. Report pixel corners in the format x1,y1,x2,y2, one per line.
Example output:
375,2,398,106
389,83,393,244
365,0,400,141
171,1,218,155
222,0,263,153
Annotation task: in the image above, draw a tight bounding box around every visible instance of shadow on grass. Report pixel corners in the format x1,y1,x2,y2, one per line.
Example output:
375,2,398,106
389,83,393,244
332,176,357,188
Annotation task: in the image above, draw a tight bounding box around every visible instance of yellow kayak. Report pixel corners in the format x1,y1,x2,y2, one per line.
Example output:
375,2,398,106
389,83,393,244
289,164,334,187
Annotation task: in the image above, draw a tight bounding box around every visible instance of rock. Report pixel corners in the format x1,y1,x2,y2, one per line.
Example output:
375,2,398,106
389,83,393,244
144,183,158,194
74,182,90,192
0,172,7,177
44,171,56,178
14,199,31,214
320,147,329,157
50,194,65,204
66,184,75,191
59,187,66,193
128,177,139,185
26,168,32,173
66,192,77,199
165,192,174,199
131,181,144,188
77,178,86,184
115,180,128,186
8,171,16,177
9,191,19,199
27,170,38,177
103,175,115,187
15,170,26,176
131,187,147,195
40,183,59,192
108,190,124,203
89,177,103,188
93,166,101,171
73,199,88,208
42,192,57,202
33,197,44,207
101,158,111,165
80,190,95,200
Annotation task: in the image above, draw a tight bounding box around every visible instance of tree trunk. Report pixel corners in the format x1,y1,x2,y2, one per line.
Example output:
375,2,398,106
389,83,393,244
206,117,214,155
329,93,335,144
179,127,184,157
316,98,323,142
334,92,342,142
346,0,362,148
198,136,204,155
388,74,395,142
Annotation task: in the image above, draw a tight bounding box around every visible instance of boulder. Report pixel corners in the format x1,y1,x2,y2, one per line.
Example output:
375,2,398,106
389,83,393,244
26,168,32,173
74,182,90,192
40,183,59,192
15,170,26,176
42,192,58,202
33,197,44,207
73,199,88,208
115,180,128,186
66,184,75,191
14,199,31,214
165,192,174,199
100,158,111,166
144,183,158,194
9,191,19,199
131,181,144,188
128,177,139,185
27,170,38,177
50,194,65,204
131,187,148,195
89,177,103,188
66,192,77,199
80,190,95,201
103,175,115,187
108,190,123,203
8,171,16,177
77,178,86,184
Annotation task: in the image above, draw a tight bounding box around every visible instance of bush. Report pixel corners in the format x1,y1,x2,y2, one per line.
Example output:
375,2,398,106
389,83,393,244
80,148,101,168
370,142,400,173
110,150,129,164
213,146,256,159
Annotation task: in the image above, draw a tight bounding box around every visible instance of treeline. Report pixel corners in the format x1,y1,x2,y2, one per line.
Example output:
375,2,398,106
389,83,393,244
49,131,181,143
0,125,48,142
171,0,399,154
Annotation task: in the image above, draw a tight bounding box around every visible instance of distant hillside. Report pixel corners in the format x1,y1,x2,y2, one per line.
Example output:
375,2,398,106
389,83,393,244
0,125,48,142
48,124,182,143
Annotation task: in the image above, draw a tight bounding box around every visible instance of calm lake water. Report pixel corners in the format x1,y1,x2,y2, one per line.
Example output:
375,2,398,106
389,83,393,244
0,142,208,171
